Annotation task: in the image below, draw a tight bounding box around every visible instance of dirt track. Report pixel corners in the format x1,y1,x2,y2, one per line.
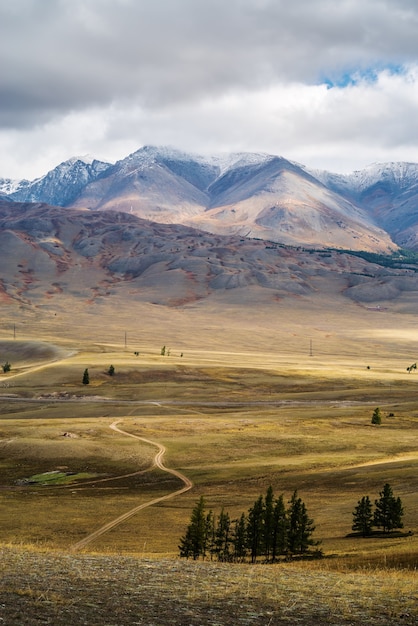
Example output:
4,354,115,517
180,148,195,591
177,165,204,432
70,420,193,551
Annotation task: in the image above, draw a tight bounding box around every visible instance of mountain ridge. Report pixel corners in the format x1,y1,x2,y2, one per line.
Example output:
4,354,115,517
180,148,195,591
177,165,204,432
2,146,418,251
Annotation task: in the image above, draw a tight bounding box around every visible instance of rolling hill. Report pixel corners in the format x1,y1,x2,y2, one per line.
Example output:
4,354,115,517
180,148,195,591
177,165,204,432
1,200,418,312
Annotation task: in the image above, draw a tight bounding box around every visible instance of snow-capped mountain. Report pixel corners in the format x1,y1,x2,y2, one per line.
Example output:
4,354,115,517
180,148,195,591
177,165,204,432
0,177,30,196
308,162,418,248
8,156,111,207
310,161,418,195
2,146,418,251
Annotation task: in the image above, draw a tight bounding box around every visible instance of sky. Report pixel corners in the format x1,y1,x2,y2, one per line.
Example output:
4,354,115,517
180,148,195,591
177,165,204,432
2,0,418,179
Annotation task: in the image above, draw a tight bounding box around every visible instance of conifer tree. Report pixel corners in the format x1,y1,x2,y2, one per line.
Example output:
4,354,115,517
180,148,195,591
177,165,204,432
271,493,288,560
287,490,316,555
204,509,215,560
82,368,89,385
352,495,373,536
373,483,404,533
263,485,275,560
246,495,264,563
371,407,382,425
232,513,247,562
213,508,231,562
179,496,208,559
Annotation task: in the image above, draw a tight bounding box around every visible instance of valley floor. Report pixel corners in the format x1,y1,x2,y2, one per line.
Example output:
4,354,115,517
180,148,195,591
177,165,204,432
1,297,418,624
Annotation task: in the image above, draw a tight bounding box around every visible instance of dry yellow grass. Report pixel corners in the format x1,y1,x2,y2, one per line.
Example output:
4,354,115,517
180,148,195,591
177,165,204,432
1,295,418,624
1,543,417,625
1,295,417,556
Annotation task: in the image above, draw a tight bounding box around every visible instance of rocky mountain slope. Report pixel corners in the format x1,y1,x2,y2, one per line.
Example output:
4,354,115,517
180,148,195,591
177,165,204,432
3,146,418,252
309,162,418,250
1,201,418,310
1,156,110,207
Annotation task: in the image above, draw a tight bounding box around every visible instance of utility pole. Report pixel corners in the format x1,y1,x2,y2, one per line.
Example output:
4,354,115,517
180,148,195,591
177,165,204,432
124,331,127,350
13,324,16,340
309,339,313,357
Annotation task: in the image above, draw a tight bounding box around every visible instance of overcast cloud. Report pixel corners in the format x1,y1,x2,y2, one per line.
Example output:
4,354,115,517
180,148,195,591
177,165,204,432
1,0,418,178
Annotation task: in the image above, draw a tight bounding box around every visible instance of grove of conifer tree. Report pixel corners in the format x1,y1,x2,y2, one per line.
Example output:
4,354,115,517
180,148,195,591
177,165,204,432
179,487,318,562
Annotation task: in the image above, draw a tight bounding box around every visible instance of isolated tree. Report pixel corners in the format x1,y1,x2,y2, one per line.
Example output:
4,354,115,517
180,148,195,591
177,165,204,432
287,490,316,555
82,368,90,385
179,496,208,560
352,495,373,537
108,365,115,376
406,362,417,373
161,346,166,356
2,361,11,373
373,483,404,533
371,407,382,425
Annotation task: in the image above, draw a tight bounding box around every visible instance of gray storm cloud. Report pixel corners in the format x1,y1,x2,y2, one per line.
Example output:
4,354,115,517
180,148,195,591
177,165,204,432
1,0,418,178
1,0,418,127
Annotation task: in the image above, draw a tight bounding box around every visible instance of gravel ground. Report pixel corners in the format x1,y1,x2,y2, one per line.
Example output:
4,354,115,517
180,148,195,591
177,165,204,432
1,546,417,625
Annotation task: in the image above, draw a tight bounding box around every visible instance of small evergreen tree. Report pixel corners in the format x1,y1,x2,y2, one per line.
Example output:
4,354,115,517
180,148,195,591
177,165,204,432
371,407,382,425
204,509,215,560
271,493,288,561
287,490,316,555
232,513,247,562
82,368,90,385
108,365,115,376
352,495,373,536
263,485,275,560
2,361,11,373
374,483,404,533
161,346,166,356
213,508,232,562
179,496,208,560
246,495,265,563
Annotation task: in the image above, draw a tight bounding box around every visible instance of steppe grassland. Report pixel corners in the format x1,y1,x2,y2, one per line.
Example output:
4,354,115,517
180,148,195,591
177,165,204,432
0,293,418,565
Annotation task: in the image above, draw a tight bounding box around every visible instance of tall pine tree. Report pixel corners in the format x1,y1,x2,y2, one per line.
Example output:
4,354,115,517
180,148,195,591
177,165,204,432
352,495,373,536
213,508,231,562
263,485,275,560
287,490,316,555
246,495,265,563
232,513,247,562
179,496,208,559
374,483,404,533
271,493,288,561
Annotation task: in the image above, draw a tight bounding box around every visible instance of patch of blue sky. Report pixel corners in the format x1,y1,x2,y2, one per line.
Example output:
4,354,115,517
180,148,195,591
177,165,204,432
322,63,406,89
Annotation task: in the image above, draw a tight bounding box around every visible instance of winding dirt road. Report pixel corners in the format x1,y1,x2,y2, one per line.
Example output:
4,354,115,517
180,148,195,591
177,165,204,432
70,420,193,552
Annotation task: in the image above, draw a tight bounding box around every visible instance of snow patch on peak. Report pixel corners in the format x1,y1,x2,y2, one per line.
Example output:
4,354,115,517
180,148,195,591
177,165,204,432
207,151,276,175
67,154,97,166
118,146,277,176
306,161,418,196
55,154,111,171
348,161,418,190
122,145,200,166
0,178,29,194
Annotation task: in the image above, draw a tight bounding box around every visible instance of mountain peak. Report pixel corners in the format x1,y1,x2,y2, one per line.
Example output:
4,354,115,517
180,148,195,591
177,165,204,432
2,147,418,251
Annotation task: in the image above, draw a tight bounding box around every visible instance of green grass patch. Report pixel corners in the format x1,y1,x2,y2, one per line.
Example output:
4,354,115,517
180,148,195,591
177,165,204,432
22,470,100,485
